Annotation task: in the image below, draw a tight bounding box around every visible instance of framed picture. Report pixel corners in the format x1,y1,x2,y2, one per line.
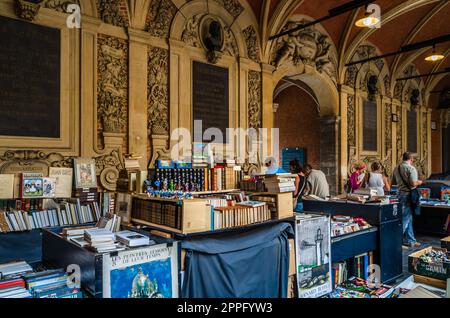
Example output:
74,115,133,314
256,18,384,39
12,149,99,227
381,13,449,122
431,121,437,130
73,158,97,189
102,243,179,298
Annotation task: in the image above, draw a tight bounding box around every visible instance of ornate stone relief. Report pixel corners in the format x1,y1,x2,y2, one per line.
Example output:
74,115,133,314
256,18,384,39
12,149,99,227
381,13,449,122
45,0,79,12
243,25,260,63
94,150,123,191
396,108,403,163
385,103,392,155
14,0,45,21
182,15,202,47
347,94,355,147
394,81,404,101
242,160,259,176
97,0,129,27
344,65,357,87
223,26,238,56
384,75,391,98
248,71,262,129
147,46,169,135
271,21,336,83
375,58,384,72
146,0,177,38
97,35,128,134
213,0,244,19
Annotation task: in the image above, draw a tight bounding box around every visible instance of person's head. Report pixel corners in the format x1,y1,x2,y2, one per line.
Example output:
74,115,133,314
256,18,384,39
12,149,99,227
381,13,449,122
303,164,313,177
354,162,366,173
289,159,303,174
402,152,414,164
371,162,381,173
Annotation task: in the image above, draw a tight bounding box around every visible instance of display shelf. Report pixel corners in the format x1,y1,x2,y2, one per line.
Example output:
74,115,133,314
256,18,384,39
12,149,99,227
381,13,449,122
414,203,450,236
331,227,378,263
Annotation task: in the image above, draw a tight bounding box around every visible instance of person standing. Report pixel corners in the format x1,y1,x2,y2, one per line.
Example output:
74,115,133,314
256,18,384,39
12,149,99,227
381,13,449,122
349,163,366,192
391,152,423,248
304,164,330,199
365,162,389,196
290,160,307,212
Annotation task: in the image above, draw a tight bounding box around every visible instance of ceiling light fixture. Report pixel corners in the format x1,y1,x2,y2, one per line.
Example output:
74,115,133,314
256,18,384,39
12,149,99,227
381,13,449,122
355,7,379,28
425,46,445,62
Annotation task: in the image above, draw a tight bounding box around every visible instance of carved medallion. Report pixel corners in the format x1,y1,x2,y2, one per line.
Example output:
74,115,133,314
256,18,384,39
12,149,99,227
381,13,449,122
148,46,169,135
97,35,128,134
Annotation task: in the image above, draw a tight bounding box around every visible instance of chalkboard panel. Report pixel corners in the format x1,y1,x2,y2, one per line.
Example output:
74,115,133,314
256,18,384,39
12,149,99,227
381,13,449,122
192,61,229,142
281,148,305,173
0,15,60,138
407,110,417,153
362,99,377,151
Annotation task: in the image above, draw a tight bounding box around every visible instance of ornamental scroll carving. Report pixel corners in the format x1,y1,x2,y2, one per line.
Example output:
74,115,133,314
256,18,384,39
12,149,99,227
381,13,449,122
271,21,336,83
97,0,129,27
243,25,259,63
94,150,123,191
182,15,201,47
45,0,79,12
248,71,262,129
347,94,355,147
213,0,244,19
146,0,177,38
97,35,128,134
148,46,169,135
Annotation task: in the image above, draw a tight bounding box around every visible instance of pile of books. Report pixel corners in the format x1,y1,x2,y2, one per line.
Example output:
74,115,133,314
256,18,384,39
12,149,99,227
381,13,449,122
0,277,31,298
329,277,394,299
24,269,82,298
0,199,101,233
213,201,269,230
331,215,371,237
251,195,278,219
96,214,122,232
264,174,296,193
72,187,98,205
0,261,33,279
115,230,153,247
84,228,124,253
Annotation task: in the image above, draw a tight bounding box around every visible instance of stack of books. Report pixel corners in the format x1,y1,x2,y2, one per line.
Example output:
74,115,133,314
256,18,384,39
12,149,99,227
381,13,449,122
0,261,33,279
0,278,31,298
264,174,296,193
84,228,124,253
96,214,121,232
252,195,278,219
72,187,98,205
331,215,371,237
24,269,82,298
213,201,269,230
115,230,153,247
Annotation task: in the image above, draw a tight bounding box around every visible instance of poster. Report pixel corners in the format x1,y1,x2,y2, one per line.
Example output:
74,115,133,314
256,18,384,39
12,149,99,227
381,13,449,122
102,243,179,298
295,214,332,298
73,158,97,188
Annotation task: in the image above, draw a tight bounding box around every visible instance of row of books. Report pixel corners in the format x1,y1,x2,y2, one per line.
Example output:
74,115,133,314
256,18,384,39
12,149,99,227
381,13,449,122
131,198,182,230
331,252,374,288
331,215,372,237
202,192,250,208
251,195,278,219
213,202,270,230
264,174,296,193
329,277,394,299
0,200,102,233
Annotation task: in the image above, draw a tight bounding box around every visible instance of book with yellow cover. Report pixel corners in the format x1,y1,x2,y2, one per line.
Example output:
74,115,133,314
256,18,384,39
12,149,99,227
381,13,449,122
49,167,73,198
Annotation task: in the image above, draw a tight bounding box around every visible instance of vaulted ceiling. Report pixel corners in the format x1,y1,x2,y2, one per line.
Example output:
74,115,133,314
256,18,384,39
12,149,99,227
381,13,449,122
246,0,449,109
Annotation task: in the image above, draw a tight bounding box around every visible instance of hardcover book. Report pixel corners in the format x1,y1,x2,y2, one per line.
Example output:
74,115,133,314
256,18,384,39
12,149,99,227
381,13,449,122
73,158,97,189
0,174,15,199
21,173,44,199
49,167,73,198
43,177,56,198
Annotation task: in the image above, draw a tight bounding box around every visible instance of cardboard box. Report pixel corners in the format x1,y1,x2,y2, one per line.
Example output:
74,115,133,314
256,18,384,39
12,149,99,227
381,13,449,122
408,247,449,281
289,238,296,276
441,236,450,250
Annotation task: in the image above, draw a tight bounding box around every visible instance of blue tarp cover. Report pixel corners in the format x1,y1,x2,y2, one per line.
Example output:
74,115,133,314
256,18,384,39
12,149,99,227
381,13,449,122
181,222,294,298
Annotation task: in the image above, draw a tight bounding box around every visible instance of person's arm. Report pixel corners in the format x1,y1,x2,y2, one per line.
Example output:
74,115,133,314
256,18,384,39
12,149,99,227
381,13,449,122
293,175,300,197
383,175,391,192
409,168,422,188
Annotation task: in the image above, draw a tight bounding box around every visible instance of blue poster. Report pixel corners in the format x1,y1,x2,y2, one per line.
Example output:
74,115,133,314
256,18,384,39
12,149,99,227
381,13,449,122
103,244,179,298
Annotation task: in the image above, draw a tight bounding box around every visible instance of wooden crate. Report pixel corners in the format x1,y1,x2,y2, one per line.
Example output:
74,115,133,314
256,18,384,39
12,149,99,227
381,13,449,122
413,274,447,290
408,246,449,281
250,192,294,219
131,195,211,234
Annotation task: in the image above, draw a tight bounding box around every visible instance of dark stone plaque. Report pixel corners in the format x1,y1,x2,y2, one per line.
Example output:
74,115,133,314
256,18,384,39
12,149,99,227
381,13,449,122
0,15,61,138
407,110,417,153
192,61,229,142
363,99,377,151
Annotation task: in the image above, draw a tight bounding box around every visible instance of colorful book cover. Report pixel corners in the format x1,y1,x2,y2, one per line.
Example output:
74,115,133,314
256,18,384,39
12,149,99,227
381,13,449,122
21,173,44,199
441,187,450,202
73,158,97,189
419,188,431,200
43,177,56,198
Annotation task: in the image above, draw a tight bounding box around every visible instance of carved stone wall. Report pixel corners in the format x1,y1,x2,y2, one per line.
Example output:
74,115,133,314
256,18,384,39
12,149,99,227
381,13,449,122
248,70,262,129
384,103,393,174
97,34,129,144
147,46,169,136
242,25,259,63
347,94,355,147
97,0,129,27
213,0,244,19
396,107,403,163
145,0,177,38
45,0,79,12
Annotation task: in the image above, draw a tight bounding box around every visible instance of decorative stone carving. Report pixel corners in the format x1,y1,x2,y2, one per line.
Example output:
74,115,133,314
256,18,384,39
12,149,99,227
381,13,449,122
223,26,238,57
97,35,128,134
384,75,391,98
396,108,403,163
94,150,123,191
385,103,392,155
243,25,259,63
0,150,72,174
213,0,244,19
248,71,262,129
271,21,336,82
182,15,201,47
347,94,355,147
242,160,259,176
97,0,128,27
344,65,357,87
45,0,79,12
375,58,384,72
148,46,169,135
146,0,177,38
149,135,171,169
394,81,404,101
347,146,357,175
15,0,45,21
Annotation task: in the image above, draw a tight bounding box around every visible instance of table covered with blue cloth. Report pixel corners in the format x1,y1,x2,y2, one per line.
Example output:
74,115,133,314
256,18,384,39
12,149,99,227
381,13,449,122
181,222,294,298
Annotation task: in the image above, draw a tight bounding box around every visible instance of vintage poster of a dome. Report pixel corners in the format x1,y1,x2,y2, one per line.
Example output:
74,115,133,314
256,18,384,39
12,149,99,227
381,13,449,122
102,243,179,298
